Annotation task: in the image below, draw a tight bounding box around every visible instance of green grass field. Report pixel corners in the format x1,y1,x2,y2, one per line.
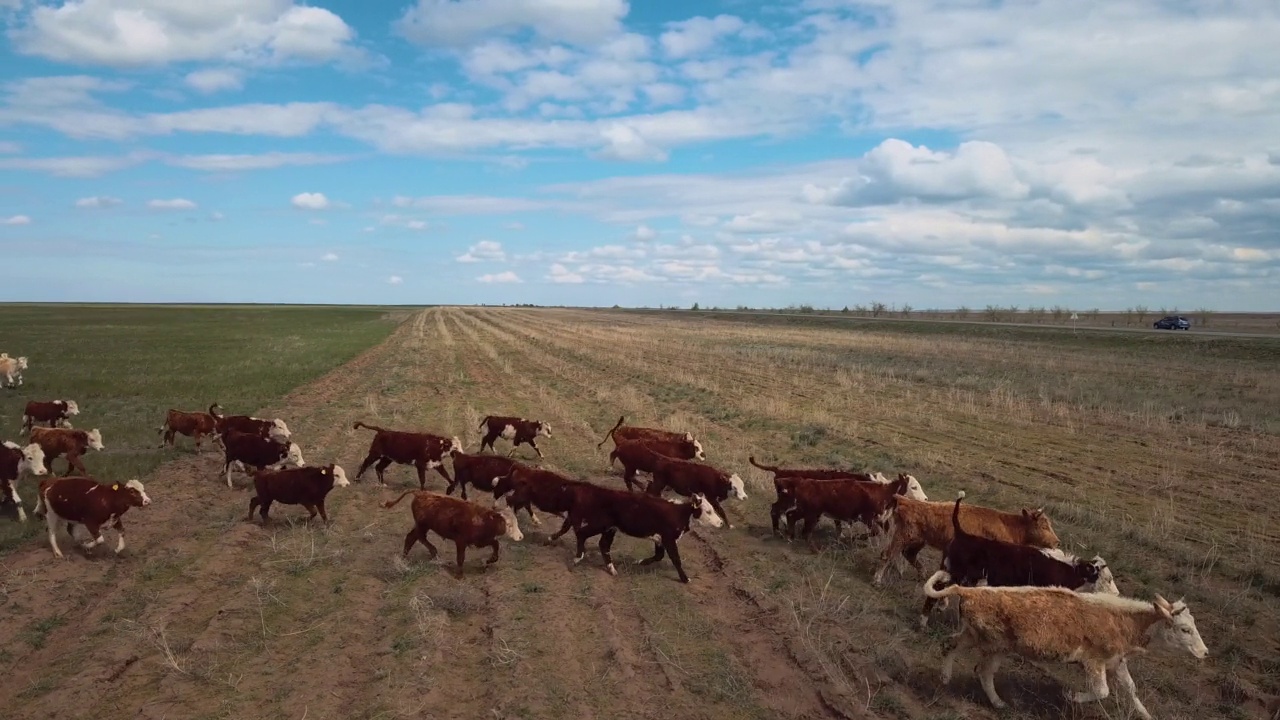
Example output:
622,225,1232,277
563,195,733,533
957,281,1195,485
0,305,401,547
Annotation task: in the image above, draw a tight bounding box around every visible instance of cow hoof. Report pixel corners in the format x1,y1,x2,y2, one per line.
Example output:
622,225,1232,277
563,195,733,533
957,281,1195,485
605,563,617,576
572,554,584,565
918,615,929,630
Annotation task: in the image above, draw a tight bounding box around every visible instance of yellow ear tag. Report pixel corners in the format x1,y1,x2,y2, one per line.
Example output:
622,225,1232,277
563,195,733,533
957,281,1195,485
112,484,119,491
321,469,328,475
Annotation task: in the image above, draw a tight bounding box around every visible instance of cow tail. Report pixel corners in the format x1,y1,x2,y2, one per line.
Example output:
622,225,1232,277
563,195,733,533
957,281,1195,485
478,416,492,430
382,491,416,509
952,490,966,537
748,455,779,472
596,415,625,449
353,421,382,433
923,570,956,598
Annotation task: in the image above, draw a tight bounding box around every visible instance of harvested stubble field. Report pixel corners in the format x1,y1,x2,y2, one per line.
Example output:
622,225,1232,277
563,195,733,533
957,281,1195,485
1,306,1277,720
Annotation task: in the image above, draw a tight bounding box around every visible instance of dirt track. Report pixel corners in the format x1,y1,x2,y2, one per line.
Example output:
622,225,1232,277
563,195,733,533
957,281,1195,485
1,308,1273,720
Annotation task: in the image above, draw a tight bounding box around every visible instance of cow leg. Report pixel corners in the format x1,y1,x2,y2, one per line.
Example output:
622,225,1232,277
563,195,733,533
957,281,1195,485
304,504,319,521
432,464,452,487
316,499,329,523
873,531,906,585
903,541,927,578
247,496,262,521
639,540,666,565
81,521,105,551
663,539,691,583
401,526,420,557
976,653,1008,709
622,466,638,492
223,460,235,488
6,485,26,522
708,497,732,529
769,498,790,535
192,431,203,451
485,539,501,565
355,453,379,481
1112,659,1152,720
527,440,543,459
453,541,468,577
414,461,428,490
45,509,66,559
67,453,88,476
784,508,801,539
941,626,977,684
545,514,573,545
571,525,598,565
111,517,127,554
1067,661,1110,705
598,528,618,576
374,457,394,485
479,432,497,454
801,512,822,552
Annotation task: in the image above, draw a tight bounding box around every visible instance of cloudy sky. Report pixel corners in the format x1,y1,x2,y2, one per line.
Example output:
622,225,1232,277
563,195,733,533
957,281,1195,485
1,0,1277,309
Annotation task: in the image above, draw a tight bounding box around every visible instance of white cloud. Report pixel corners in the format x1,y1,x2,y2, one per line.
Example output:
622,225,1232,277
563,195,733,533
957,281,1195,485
547,263,584,283
147,198,197,210
504,221,525,230
391,194,550,214
0,141,20,153
0,152,153,177
659,15,745,59
397,0,628,48
209,211,225,221
478,270,522,283
169,152,351,172
184,68,243,94
379,214,429,231
387,275,403,285
632,224,656,241
291,192,330,210
321,252,339,261
1,215,32,225
74,195,122,208
457,240,507,263
11,0,363,67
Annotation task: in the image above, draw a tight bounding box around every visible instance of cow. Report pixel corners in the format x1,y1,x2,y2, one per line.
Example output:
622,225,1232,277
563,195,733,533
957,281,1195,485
491,464,587,532
608,437,699,491
549,482,723,583
29,427,104,476
382,490,523,577
447,450,529,501
1,440,48,522
353,421,461,489
597,416,705,460
33,476,152,559
919,491,1119,627
22,400,80,431
644,453,747,528
753,456,929,537
218,414,290,443
478,415,553,458
0,353,28,388
924,572,1207,720
220,429,305,489
247,464,349,524
784,474,912,551
159,402,225,450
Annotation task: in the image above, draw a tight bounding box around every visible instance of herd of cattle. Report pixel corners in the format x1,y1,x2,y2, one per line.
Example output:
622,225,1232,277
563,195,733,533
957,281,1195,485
0,360,1208,719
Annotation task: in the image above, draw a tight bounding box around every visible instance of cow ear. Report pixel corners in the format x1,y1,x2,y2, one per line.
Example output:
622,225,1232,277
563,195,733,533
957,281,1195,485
112,483,119,491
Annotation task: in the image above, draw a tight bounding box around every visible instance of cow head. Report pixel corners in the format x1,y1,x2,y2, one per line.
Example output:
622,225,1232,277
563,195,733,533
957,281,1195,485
687,492,724,529
491,471,516,501
1087,556,1119,595
17,356,28,370
449,436,464,454
86,429,105,451
537,422,552,438
1151,595,1208,659
493,497,524,542
727,473,748,501
899,474,928,501
6,441,47,477
269,419,291,442
325,464,350,488
686,434,706,460
122,479,152,507
283,442,306,467
1021,507,1060,548
209,403,225,418
61,400,81,416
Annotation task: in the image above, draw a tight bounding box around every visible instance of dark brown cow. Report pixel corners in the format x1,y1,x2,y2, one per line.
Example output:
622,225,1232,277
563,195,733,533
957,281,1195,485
34,476,151,558
448,450,529,501
22,399,80,432
478,415,553,458
918,492,1118,627
597,416,706,460
29,426,104,476
382,490,522,576
247,464,350,524
644,454,748,528
218,414,291,443
221,430,305,488
549,482,723,583
353,421,462,489
491,464,586,533
159,402,224,450
608,437,697,491
785,474,912,551
752,456,875,534
1,440,48,522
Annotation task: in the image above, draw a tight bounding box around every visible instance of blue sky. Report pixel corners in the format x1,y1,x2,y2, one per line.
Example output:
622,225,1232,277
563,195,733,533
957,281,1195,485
0,0,1278,309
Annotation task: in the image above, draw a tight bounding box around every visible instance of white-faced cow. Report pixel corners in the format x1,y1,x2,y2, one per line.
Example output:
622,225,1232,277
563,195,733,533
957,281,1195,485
353,421,461,490
247,464,349,524
29,427,104,476
22,400,80,431
382,490,523,577
220,429,305,488
159,402,225,451
478,415,552,458
1,354,29,388
34,476,152,558
218,414,290,443
1,440,48,522
597,416,705,460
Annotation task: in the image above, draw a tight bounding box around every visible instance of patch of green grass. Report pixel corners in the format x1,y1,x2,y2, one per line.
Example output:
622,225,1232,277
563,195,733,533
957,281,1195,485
22,615,66,649
0,304,399,554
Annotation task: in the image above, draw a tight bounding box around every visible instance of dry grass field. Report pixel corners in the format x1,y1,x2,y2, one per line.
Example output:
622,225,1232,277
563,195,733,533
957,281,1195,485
1,306,1277,720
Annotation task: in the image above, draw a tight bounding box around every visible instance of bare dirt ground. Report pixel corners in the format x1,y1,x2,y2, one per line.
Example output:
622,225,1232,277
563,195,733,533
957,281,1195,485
1,308,1276,720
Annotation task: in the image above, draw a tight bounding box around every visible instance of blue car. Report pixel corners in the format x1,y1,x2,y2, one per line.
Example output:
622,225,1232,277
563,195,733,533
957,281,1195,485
1153,315,1190,330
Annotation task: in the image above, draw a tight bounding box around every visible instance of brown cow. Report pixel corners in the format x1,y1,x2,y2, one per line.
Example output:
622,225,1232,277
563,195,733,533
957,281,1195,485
550,482,723,583
0,353,28,388
785,474,912,551
221,430,305,488
353,421,461,489
218,414,291,443
382,490,522,576
597,416,705,460
247,464,349,524
159,402,224,450
34,476,151,558
22,399,80,432
29,427,104,476
448,449,529,501
644,454,747,528
2,440,48,522
608,437,697,491
491,464,586,533
478,415,552,458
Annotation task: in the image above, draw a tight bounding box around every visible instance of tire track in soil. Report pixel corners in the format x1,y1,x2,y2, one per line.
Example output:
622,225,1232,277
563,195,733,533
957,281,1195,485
463,309,849,719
